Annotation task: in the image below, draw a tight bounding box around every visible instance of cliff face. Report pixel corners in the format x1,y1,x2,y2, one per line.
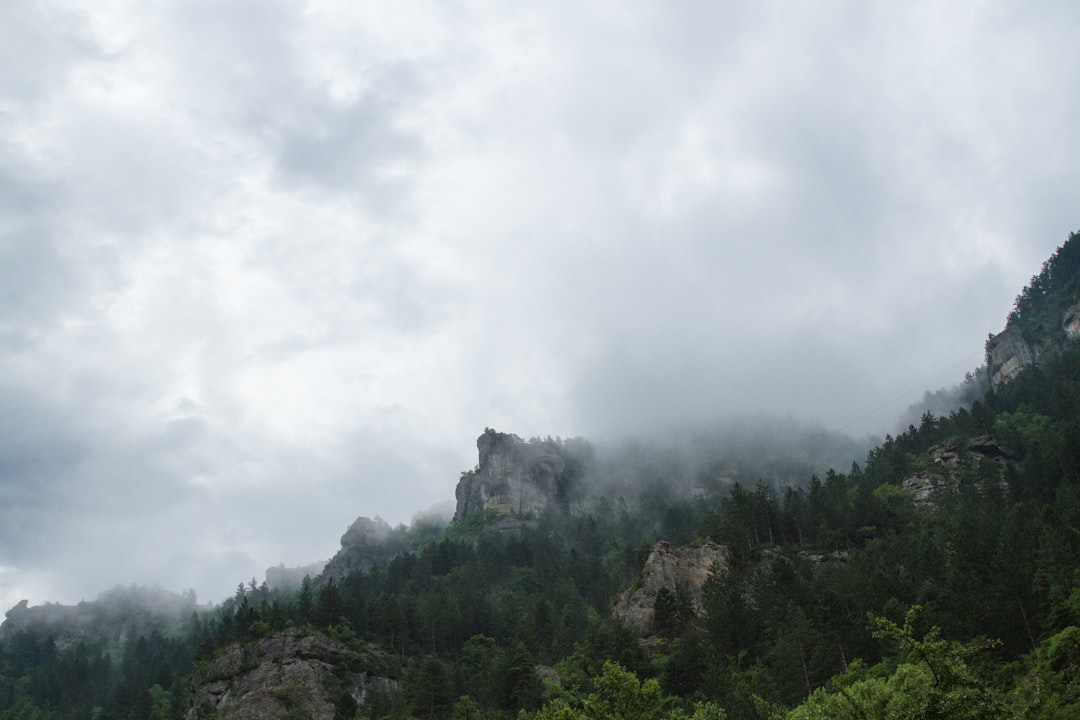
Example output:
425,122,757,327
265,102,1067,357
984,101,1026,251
986,300,1080,389
985,234,1080,390
986,326,1039,389
611,541,728,637
185,628,397,720
454,429,592,521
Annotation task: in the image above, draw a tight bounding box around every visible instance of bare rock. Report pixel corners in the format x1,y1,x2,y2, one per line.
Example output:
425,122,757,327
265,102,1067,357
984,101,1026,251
454,429,592,521
185,629,397,720
900,473,942,506
987,326,1038,390
901,435,1013,507
611,541,728,637
1064,301,1080,340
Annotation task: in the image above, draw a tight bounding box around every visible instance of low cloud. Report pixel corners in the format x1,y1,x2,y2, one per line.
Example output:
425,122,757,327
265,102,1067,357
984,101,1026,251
1,0,1078,607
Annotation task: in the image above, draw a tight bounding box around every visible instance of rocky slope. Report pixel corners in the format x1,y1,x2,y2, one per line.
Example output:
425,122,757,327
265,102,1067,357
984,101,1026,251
185,628,397,720
611,541,728,637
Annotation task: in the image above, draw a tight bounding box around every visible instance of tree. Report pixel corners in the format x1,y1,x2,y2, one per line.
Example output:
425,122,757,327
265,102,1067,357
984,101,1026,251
457,635,504,709
406,656,454,719
297,575,314,624
583,661,664,720
317,577,344,628
786,607,1016,719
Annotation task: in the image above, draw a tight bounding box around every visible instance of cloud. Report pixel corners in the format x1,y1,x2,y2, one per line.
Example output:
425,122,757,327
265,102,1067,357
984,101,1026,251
1,0,1078,607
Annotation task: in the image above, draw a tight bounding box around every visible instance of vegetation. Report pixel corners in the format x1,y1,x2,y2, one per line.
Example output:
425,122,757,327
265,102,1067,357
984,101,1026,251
3,232,1080,718
1008,230,1080,340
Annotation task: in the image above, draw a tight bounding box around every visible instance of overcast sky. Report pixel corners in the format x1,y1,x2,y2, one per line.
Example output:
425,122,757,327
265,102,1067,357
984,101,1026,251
2,0,1078,610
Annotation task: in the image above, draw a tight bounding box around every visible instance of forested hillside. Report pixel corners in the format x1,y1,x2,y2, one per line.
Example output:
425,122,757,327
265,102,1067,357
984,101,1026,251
4,232,1080,718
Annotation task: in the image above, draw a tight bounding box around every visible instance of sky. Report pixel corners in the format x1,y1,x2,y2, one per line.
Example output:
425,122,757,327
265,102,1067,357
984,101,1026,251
2,0,1079,610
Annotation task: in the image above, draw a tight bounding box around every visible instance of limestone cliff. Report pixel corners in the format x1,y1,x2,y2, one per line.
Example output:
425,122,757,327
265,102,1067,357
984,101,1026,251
611,541,728,637
185,628,397,720
454,429,592,521
986,299,1080,389
986,326,1039,389
985,233,1080,390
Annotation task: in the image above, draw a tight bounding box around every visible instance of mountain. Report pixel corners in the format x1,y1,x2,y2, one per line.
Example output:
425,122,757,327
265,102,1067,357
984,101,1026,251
5,229,1080,720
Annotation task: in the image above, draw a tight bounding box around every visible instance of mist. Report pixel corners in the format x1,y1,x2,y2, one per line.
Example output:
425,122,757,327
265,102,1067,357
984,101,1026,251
2,0,1078,609
894,366,991,433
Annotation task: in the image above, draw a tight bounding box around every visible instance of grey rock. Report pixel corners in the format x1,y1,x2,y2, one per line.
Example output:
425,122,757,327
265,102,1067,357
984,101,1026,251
986,326,1038,390
186,628,397,720
611,541,728,637
454,429,592,521
1063,301,1080,340
901,435,1013,507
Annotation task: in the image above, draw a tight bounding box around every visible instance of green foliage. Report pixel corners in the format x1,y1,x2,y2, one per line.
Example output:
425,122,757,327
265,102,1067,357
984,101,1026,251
1008,231,1080,339
584,661,664,720
8,234,1080,718
787,608,1015,719
528,661,725,720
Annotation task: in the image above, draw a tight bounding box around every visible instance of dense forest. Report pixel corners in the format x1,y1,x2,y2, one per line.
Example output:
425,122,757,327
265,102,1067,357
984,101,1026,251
4,233,1080,718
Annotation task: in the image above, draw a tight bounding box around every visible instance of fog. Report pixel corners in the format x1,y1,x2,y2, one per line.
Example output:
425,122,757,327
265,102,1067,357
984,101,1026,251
2,0,1078,610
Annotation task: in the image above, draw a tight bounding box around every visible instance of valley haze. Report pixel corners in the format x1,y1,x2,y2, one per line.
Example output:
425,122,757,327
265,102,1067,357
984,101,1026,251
2,0,1079,609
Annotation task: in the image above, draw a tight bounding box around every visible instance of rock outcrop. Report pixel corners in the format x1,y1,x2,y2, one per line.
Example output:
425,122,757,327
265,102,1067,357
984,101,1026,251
1062,300,1080,340
321,513,446,583
611,541,728,637
901,435,1014,506
984,235,1080,390
454,429,592,521
986,326,1039,389
185,628,397,720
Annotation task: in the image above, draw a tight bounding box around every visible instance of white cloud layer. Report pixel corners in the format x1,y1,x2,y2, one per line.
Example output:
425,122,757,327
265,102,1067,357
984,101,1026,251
2,0,1079,608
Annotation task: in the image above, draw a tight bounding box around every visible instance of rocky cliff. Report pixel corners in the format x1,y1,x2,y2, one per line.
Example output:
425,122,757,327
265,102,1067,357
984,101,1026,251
986,298,1080,389
611,541,728,637
985,233,1080,389
901,435,1015,506
986,326,1040,389
454,429,593,520
185,628,397,720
